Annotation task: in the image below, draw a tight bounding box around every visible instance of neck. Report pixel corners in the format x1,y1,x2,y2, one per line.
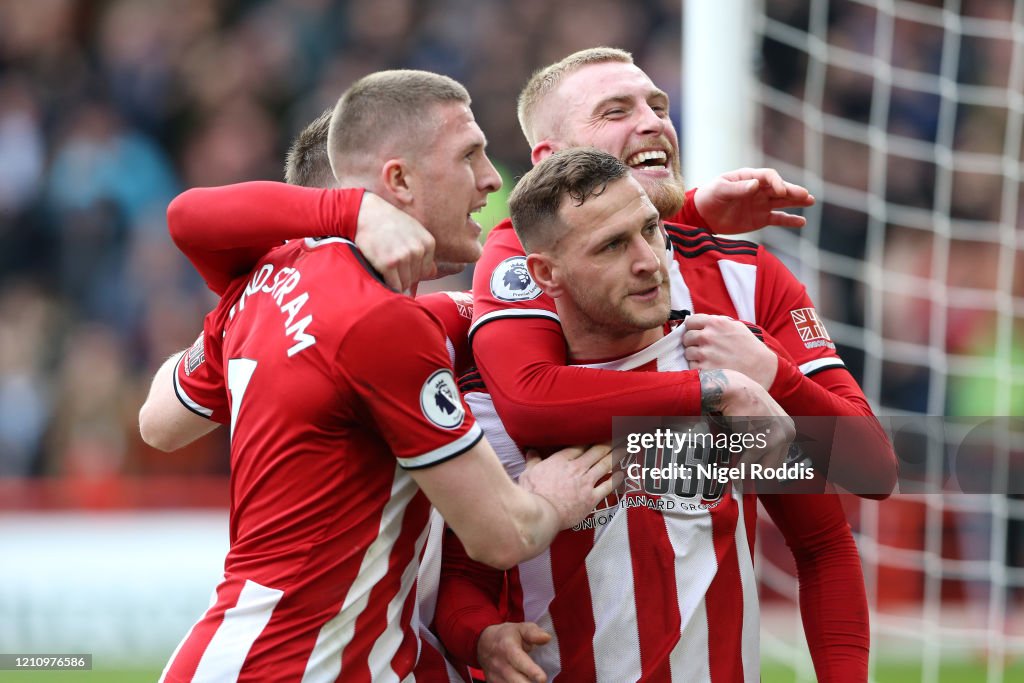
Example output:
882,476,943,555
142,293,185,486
333,173,375,192
560,313,665,363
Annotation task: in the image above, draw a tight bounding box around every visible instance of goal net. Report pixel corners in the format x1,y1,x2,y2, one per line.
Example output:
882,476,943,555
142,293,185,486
685,0,1024,680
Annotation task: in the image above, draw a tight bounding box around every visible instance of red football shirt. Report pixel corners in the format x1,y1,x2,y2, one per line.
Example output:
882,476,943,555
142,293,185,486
164,238,482,683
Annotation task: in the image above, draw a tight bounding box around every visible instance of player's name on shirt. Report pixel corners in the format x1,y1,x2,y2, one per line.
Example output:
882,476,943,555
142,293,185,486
229,262,315,356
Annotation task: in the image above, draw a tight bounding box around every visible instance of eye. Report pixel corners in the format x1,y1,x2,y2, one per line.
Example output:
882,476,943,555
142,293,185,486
603,238,624,252
603,108,626,118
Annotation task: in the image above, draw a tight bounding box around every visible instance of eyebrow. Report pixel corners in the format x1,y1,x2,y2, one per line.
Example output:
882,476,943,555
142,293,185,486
592,95,633,114
597,228,631,247
462,139,486,156
592,89,670,114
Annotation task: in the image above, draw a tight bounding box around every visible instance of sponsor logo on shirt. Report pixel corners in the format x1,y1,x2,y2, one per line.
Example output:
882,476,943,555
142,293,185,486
420,369,465,430
490,256,541,302
790,307,835,350
185,336,205,375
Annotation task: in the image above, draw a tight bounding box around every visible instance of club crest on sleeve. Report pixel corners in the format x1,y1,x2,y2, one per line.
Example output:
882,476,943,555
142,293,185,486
420,369,465,430
790,307,835,350
490,256,541,302
185,335,206,375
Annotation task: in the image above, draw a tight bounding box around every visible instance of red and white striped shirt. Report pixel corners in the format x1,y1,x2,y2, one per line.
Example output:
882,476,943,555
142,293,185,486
165,239,481,682
460,324,760,682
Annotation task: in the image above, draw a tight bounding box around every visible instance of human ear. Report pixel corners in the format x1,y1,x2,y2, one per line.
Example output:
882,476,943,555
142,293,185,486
526,252,564,298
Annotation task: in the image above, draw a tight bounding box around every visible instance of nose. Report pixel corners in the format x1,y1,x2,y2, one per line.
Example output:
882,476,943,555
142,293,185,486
631,235,662,276
635,102,665,137
478,153,503,193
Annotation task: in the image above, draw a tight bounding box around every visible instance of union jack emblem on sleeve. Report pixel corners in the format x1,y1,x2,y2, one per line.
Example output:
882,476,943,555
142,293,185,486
790,308,834,349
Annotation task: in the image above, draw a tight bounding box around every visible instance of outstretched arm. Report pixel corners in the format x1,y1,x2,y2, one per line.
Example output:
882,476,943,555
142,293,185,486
473,316,701,446
681,168,814,233
167,183,366,294
168,183,435,293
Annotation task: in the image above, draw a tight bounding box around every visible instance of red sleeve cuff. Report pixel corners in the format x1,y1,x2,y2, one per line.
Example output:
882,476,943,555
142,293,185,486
437,606,502,668
677,187,708,228
334,187,365,241
767,355,803,400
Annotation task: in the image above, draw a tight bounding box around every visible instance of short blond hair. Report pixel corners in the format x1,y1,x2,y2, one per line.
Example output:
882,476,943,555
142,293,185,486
328,70,470,179
517,47,633,147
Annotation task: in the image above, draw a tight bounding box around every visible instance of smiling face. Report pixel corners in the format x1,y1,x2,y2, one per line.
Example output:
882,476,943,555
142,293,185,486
534,61,686,219
407,101,502,263
541,175,670,353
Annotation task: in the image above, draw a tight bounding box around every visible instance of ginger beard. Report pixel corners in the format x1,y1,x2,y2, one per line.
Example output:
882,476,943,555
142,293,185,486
622,142,686,219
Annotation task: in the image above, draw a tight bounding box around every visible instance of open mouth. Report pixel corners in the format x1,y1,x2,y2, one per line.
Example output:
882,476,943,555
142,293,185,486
625,150,668,170
467,204,486,229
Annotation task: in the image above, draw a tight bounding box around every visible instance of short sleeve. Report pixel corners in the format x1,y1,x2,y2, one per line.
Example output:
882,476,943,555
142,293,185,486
173,290,236,425
174,328,229,424
339,298,482,469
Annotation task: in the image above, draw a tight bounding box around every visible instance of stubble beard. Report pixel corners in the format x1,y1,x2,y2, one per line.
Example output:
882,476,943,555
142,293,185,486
568,279,671,341
639,169,687,220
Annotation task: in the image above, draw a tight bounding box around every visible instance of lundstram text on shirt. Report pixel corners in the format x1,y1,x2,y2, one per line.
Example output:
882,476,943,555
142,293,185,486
230,261,316,356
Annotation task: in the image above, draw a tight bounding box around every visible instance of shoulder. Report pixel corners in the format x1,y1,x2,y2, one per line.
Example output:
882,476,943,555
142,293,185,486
664,221,759,262
478,219,528,270
420,290,474,322
289,237,399,305
472,219,553,328
347,294,447,345
484,217,518,244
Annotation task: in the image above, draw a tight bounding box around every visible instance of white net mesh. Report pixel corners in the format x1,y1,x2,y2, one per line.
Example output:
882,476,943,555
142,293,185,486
739,0,1024,680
